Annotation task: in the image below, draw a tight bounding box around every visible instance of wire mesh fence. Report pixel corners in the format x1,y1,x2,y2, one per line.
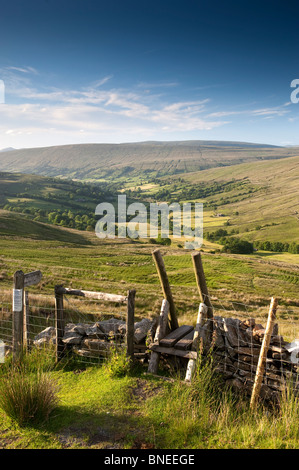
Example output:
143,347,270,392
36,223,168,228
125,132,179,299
194,294,299,401
0,287,151,367
0,290,13,358
55,292,129,366
1,283,298,402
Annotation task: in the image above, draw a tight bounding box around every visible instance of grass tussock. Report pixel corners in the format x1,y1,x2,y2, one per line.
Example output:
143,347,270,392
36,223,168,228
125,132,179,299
0,348,59,428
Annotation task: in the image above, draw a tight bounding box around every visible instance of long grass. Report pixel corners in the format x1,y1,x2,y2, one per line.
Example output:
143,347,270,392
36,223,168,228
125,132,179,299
0,348,59,427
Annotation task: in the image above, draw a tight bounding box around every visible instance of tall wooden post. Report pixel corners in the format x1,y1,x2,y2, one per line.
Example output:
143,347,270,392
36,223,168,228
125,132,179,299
13,270,25,361
126,289,136,362
55,285,65,362
191,252,213,318
191,251,214,345
152,249,179,331
250,297,278,409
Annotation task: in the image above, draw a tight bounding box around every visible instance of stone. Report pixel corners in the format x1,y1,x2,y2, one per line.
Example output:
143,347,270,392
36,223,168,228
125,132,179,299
64,322,86,336
240,318,255,329
134,318,153,344
98,319,126,336
62,332,82,345
81,338,115,352
33,326,56,346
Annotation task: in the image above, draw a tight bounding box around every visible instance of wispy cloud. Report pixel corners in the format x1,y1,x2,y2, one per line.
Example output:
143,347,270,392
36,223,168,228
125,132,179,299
0,65,295,148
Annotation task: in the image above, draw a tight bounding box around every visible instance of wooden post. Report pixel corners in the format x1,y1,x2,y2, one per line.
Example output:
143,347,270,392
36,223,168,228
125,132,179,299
23,290,30,352
55,285,65,362
12,270,25,361
185,302,208,381
148,299,170,374
152,249,179,331
191,252,213,318
126,289,136,362
250,297,278,409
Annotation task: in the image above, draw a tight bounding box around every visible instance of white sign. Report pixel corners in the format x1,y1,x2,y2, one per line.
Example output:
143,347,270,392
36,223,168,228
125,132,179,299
0,340,4,363
13,289,23,312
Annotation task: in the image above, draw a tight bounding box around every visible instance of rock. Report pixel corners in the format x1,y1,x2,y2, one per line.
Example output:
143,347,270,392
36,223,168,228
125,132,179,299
240,318,255,329
98,319,126,336
223,318,247,348
134,318,153,344
64,323,86,336
33,326,56,346
85,323,107,339
82,338,114,352
62,332,82,345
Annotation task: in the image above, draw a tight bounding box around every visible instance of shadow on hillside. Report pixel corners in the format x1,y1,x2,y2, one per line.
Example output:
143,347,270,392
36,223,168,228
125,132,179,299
0,211,91,245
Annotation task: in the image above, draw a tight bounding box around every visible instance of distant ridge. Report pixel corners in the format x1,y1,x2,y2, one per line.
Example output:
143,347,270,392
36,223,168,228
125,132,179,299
0,140,297,181
0,147,15,152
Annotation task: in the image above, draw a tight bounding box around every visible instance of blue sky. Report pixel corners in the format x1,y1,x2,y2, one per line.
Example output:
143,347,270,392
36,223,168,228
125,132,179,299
0,0,298,148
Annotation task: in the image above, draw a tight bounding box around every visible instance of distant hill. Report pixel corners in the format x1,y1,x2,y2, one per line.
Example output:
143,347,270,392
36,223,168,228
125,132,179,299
0,140,298,181
0,147,15,152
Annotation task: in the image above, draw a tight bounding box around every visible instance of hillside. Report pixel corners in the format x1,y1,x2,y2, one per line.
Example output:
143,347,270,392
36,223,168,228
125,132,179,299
0,141,298,182
129,153,299,245
180,154,299,243
0,171,120,233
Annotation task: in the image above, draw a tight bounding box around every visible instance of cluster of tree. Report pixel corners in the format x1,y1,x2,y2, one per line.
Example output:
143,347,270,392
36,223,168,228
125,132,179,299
149,236,171,246
3,204,97,231
222,237,254,254
205,228,229,241
254,240,299,254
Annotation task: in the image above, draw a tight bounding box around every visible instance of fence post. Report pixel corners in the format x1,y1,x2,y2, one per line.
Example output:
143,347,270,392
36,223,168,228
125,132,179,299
126,289,136,362
23,290,30,352
250,297,278,409
55,285,65,362
185,302,208,381
13,270,25,361
191,252,213,318
152,249,179,331
148,299,170,374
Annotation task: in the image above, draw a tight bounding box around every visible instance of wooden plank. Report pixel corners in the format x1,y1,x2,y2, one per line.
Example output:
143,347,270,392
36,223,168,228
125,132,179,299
148,299,169,374
175,330,194,350
159,325,193,348
24,270,42,287
56,287,127,303
152,249,179,331
150,344,197,360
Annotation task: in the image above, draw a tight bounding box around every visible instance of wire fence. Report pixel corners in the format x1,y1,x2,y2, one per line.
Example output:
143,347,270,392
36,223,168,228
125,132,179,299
194,294,299,400
1,287,298,399
0,290,13,357
0,288,152,366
